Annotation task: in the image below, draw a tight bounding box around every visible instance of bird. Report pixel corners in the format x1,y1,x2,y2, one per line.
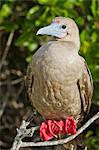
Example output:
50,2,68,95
26,17,93,149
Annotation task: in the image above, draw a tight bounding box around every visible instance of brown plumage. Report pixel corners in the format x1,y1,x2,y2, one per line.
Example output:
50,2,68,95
26,17,93,149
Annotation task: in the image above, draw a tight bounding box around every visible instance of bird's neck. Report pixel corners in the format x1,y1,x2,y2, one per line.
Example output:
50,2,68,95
68,36,80,50
63,34,80,51
51,35,80,51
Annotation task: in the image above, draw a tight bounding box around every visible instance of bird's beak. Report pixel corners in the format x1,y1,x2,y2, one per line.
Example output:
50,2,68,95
36,23,66,38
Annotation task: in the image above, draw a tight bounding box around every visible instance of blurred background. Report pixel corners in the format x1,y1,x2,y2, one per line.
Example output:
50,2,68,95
0,0,99,149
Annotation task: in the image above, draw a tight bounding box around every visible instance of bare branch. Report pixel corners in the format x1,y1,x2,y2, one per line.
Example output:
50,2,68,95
0,97,8,118
14,82,24,100
0,77,24,86
10,120,39,150
0,92,10,119
0,69,22,80
0,31,14,71
11,112,99,150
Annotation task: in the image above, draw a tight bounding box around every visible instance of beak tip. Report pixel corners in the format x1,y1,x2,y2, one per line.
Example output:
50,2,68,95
36,29,42,35
36,31,39,35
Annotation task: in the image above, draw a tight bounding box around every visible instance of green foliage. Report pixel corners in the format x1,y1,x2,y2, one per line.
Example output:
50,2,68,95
0,0,99,148
85,128,99,150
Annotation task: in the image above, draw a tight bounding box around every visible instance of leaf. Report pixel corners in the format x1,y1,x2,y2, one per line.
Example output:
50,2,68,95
91,0,97,17
26,6,40,19
80,30,89,42
15,31,33,47
27,43,38,52
86,130,93,138
76,17,84,26
81,41,90,54
0,21,18,31
91,32,97,43
0,4,12,17
26,55,32,63
38,0,58,5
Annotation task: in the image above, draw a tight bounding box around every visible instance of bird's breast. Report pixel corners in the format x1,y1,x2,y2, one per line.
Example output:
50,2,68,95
30,42,83,119
33,42,83,83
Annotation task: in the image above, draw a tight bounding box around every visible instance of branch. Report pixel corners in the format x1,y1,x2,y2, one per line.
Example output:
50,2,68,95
11,112,99,150
0,77,24,86
0,69,22,80
0,91,10,119
10,120,39,150
0,31,14,71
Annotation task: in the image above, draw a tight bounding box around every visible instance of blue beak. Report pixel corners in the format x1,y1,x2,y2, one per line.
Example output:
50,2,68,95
36,23,66,38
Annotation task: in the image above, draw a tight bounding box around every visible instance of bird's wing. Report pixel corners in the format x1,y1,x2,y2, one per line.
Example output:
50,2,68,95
26,62,34,99
77,58,93,118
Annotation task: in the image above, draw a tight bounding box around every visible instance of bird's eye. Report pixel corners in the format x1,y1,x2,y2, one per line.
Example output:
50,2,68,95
61,25,66,29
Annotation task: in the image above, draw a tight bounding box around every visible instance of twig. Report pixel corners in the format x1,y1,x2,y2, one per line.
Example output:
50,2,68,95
14,82,24,100
0,31,14,71
0,97,8,118
0,140,8,147
0,92,10,119
11,112,99,150
0,77,24,86
10,120,39,150
0,69,22,80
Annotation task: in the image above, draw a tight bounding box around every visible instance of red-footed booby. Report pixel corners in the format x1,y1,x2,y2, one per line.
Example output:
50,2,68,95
26,17,93,149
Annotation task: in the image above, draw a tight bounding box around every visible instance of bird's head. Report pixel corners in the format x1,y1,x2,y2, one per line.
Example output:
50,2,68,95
37,17,80,49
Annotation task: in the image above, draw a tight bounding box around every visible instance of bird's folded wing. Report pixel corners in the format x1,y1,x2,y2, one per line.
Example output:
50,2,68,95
26,62,34,99
77,59,93,117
